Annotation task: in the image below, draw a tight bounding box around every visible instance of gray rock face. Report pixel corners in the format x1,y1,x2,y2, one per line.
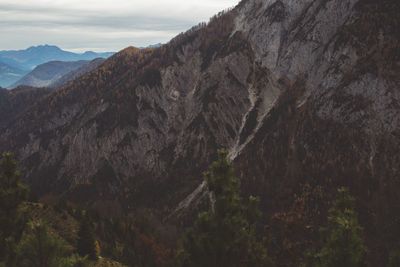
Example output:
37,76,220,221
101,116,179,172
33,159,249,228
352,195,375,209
231,0,400,264
0,31,256,204
0,0,399,263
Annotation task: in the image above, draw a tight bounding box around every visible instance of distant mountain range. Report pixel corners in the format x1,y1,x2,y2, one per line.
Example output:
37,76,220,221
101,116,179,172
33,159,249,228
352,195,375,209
50,58,106,88
0,62,26,88
10,59,106,89
0,45,113,70
11,60,88,88
0,45,113,87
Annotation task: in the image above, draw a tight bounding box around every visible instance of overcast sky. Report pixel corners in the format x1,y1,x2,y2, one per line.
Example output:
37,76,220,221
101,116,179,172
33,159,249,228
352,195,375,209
0,0,238,52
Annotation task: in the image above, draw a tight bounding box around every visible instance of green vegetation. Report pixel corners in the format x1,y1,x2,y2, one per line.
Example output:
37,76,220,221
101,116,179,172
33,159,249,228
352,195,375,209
0,153,89,267
312,187,366,267
0,152,29,265
16,220,85,267
179,150,270,267
0,151,377,267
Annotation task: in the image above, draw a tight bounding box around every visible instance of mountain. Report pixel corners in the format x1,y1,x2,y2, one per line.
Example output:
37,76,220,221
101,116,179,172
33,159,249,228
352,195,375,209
0,0,399,265
0,62,26,87
0,45,113,71
49,58,106,88
11,60,89,88
141,43,163,49
0,45,113,87
0,86,51,129
11,58,107,89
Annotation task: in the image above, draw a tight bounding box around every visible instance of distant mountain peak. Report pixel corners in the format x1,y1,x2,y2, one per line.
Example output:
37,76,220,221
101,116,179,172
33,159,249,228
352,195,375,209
82,51,97,56
0,45,115,87
26,44,62,52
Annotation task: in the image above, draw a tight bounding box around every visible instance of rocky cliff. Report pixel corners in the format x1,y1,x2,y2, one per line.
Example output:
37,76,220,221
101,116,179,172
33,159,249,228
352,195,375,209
0,0,399,265
232,1,399,264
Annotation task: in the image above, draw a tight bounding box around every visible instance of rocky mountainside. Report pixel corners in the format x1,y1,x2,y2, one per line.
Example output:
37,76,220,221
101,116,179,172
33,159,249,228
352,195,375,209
230,0,400,264
0,0,398,265
0,86,51,129
11,60,89,88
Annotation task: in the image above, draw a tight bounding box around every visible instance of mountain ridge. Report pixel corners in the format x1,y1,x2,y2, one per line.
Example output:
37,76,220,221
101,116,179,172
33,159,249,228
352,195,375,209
11,60,89,89
0,61,26,87
0,0,399,265
10,58,107,89
49,58,106,89
0,45,114,87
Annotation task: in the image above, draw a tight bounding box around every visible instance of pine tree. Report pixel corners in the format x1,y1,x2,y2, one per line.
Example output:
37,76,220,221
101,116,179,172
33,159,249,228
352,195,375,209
0,152,29,264
77,216,98,261
16,220,71,267
314,187,365,267
180,150,270,267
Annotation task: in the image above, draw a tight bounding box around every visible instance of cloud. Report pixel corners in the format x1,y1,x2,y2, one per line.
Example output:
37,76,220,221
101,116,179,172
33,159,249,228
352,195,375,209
0,0,238,52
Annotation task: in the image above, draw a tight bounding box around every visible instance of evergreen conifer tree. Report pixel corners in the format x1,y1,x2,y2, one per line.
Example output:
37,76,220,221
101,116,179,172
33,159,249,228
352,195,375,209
314,187,365,267
77,216,98,261
16,220,71,267
0,152,28,264
180,150,270,267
